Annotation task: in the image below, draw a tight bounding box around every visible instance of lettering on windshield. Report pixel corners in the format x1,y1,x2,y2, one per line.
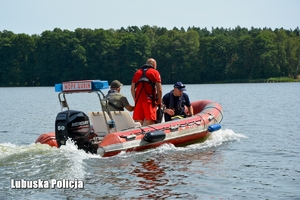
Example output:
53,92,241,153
63,81,92,91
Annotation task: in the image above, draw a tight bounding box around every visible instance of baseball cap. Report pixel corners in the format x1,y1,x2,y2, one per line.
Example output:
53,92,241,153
174,82,186,91
110,80,123,88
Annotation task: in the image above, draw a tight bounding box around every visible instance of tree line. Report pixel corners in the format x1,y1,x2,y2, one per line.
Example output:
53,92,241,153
0,25,299,87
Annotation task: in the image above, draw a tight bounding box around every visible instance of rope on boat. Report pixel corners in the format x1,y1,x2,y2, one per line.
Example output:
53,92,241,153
200,106,223,123
146,117,203,132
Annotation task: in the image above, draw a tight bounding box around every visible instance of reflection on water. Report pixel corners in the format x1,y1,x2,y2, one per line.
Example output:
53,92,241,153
134,159,167,185
128,148,223,199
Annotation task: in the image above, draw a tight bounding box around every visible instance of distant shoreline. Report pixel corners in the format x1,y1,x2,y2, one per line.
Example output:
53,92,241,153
1,76,299,87
208,76,300,84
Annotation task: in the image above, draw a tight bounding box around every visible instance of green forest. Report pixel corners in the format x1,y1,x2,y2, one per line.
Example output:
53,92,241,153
0,26,299,87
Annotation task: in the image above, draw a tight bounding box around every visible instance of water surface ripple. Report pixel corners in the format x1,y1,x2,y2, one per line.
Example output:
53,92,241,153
0,83,299,199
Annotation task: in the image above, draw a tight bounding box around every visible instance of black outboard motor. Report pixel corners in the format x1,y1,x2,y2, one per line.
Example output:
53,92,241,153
55,110,92,150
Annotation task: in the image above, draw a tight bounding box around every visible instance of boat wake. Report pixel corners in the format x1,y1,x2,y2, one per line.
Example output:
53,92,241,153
104,128,246,158
0,140,95,181
1,128,245,161
159,128,245,150
0,128,245,193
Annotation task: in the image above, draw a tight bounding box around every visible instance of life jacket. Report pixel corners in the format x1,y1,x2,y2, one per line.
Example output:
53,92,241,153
134,64,156,107
168,90,185,116
105,90,123,110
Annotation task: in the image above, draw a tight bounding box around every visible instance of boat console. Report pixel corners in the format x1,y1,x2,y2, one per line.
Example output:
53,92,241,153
53,80,139,150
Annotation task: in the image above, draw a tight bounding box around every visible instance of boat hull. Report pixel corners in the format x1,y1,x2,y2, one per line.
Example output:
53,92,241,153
35,100,223,157
96,100,223,157
35,132,58,147
97,126,211,157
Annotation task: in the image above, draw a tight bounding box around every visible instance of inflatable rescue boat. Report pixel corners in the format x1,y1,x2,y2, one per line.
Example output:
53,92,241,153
35,80,223,157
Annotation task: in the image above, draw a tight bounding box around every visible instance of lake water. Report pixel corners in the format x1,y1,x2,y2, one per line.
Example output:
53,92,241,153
0,83,299,199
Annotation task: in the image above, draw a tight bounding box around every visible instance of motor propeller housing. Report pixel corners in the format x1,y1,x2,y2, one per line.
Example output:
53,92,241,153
55,110,91,150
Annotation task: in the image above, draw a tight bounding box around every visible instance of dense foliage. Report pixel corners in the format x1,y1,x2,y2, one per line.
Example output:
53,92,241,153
0,26,299,86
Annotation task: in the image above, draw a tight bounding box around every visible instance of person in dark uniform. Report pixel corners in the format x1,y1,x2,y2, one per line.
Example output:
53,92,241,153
162,82,194,122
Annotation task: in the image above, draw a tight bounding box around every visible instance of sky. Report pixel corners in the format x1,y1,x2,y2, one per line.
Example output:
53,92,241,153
0,0,299,35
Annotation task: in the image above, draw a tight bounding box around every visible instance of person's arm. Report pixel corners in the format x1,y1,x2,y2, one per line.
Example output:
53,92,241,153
162,93,174,116
187,105,194,117
184,93,193,116
131,83,135,101
121,96,135,112
125,105,135,112
156,82,162,105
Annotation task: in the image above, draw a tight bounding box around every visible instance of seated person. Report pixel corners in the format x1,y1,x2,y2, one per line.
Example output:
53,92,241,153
104,80,135,112
162,82,194,122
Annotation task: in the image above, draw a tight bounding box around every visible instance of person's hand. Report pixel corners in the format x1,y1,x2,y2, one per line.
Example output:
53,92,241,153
165,109,175,116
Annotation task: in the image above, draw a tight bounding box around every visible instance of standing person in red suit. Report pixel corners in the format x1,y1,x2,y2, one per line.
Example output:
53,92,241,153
131,58,162,125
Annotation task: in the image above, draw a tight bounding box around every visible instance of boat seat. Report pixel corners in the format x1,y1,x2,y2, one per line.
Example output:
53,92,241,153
110,111,141,131
89,111,111,136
